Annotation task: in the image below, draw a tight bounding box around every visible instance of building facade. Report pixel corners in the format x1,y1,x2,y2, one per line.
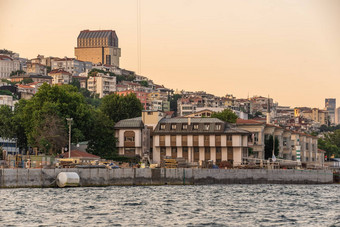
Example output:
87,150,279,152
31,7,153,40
75,30,121,67
48,69,72,85
51,58,92,76
87,73,116,98
0,55,20,79
152,118,249,166
325,98,336,124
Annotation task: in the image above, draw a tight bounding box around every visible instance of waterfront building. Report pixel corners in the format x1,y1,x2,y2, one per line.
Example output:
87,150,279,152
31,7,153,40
87,73,116,98
0,55,20,79
152,118,250,166
75,30,121,67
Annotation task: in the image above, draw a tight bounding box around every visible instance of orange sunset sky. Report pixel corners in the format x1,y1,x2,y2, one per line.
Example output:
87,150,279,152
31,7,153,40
1,0,340,108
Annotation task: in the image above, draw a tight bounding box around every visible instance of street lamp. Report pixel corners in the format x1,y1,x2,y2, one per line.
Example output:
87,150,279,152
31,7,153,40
66,118,73,159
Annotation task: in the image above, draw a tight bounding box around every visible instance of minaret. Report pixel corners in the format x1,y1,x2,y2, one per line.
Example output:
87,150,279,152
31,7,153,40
266,96,271,124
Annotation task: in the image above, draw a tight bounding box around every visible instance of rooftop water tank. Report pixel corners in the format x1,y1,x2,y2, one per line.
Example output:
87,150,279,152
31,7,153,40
56,172,80,188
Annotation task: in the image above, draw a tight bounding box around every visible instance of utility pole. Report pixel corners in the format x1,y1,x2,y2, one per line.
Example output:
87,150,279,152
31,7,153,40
66,118,73,159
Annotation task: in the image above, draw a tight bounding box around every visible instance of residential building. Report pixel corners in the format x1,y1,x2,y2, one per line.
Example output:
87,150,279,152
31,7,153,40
51,58,92,76
31,55,58,67
72,75,88,89
0,95,17,110
11,74,52,84
325,98,336,124
87,73,116,98
26,63,47,75
0,55,20,79
116,90,147,110
48,69,72,85
75,30,121,67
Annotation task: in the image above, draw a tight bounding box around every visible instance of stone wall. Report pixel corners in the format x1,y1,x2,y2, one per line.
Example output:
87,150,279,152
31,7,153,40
0,168,334,188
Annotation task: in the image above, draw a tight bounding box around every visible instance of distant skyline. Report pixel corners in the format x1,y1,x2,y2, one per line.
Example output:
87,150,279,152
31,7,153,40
1,0,340,108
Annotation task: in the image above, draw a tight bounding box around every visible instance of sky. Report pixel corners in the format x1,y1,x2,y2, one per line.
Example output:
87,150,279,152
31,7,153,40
1,0,340,108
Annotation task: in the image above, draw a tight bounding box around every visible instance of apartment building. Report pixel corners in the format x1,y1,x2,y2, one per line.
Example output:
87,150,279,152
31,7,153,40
10,74,52,84
51,58,92,76
116,90,147,110
48,69,72,85
0,55,20,79
87,73,116,98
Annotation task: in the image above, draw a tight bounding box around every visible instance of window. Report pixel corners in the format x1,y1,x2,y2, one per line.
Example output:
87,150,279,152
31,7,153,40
171,124,177,130
193,124,199,130
160,124,166,130
204,124,210,131
124,136,135,142
215,124,221,130
227,135,232,141
182,124,188,130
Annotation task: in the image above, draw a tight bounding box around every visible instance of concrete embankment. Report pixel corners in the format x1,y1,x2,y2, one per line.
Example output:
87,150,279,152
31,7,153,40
0,168,334,188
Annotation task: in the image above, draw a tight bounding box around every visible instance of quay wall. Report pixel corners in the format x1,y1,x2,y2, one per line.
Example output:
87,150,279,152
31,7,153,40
0,168,334,188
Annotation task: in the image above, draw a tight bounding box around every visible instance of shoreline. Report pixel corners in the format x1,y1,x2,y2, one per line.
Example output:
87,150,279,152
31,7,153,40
0,168,335,188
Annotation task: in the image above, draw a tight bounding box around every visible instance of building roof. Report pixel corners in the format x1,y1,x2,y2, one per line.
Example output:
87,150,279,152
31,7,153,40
78,30,116,39
0,55,13,61
114,117,144,129
236,119,265,125
59,150,100,159
49,69,72,75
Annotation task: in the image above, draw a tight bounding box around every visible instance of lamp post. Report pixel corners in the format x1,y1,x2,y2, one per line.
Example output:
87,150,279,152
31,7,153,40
66,118,73,159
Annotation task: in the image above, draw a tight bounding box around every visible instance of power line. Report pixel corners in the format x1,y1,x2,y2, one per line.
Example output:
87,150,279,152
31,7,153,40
137,0,141,75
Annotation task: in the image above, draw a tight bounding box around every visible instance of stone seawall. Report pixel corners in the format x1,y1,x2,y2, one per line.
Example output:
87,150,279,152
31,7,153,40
0,168,334,188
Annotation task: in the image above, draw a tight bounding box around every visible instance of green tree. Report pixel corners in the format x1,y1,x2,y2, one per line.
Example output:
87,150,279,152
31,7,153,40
17,84,94,150
100,93,142,123
0,105,15,139
21,78,34,84
87,110,117,159
264,135,279,159
10,70,25,77
31,114,68,154
210,109,238,123
70,78,81,89
169,94,181,113
138,80,148,87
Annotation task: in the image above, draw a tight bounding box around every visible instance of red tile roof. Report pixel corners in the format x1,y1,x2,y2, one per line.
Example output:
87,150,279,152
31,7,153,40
49,69,72,75
236,119,264,124
60,150,100,159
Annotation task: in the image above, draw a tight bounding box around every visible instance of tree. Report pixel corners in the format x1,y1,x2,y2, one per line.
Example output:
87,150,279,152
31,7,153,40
70,78,81,89
264,135,279,159
210,109,238,123
0,105,15,139
21,78,34,84
138,80,148,87
169,94,181,113
10,70,25,77
31,114,68,154
16,84,94,149
100,93,142,123
87,110,117,159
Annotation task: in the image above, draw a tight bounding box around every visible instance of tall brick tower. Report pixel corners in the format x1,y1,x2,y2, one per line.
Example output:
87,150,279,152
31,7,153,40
74,30,121,67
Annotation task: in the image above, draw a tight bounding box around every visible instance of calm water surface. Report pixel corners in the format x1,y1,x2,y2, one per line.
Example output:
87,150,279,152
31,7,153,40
0,185,339,226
